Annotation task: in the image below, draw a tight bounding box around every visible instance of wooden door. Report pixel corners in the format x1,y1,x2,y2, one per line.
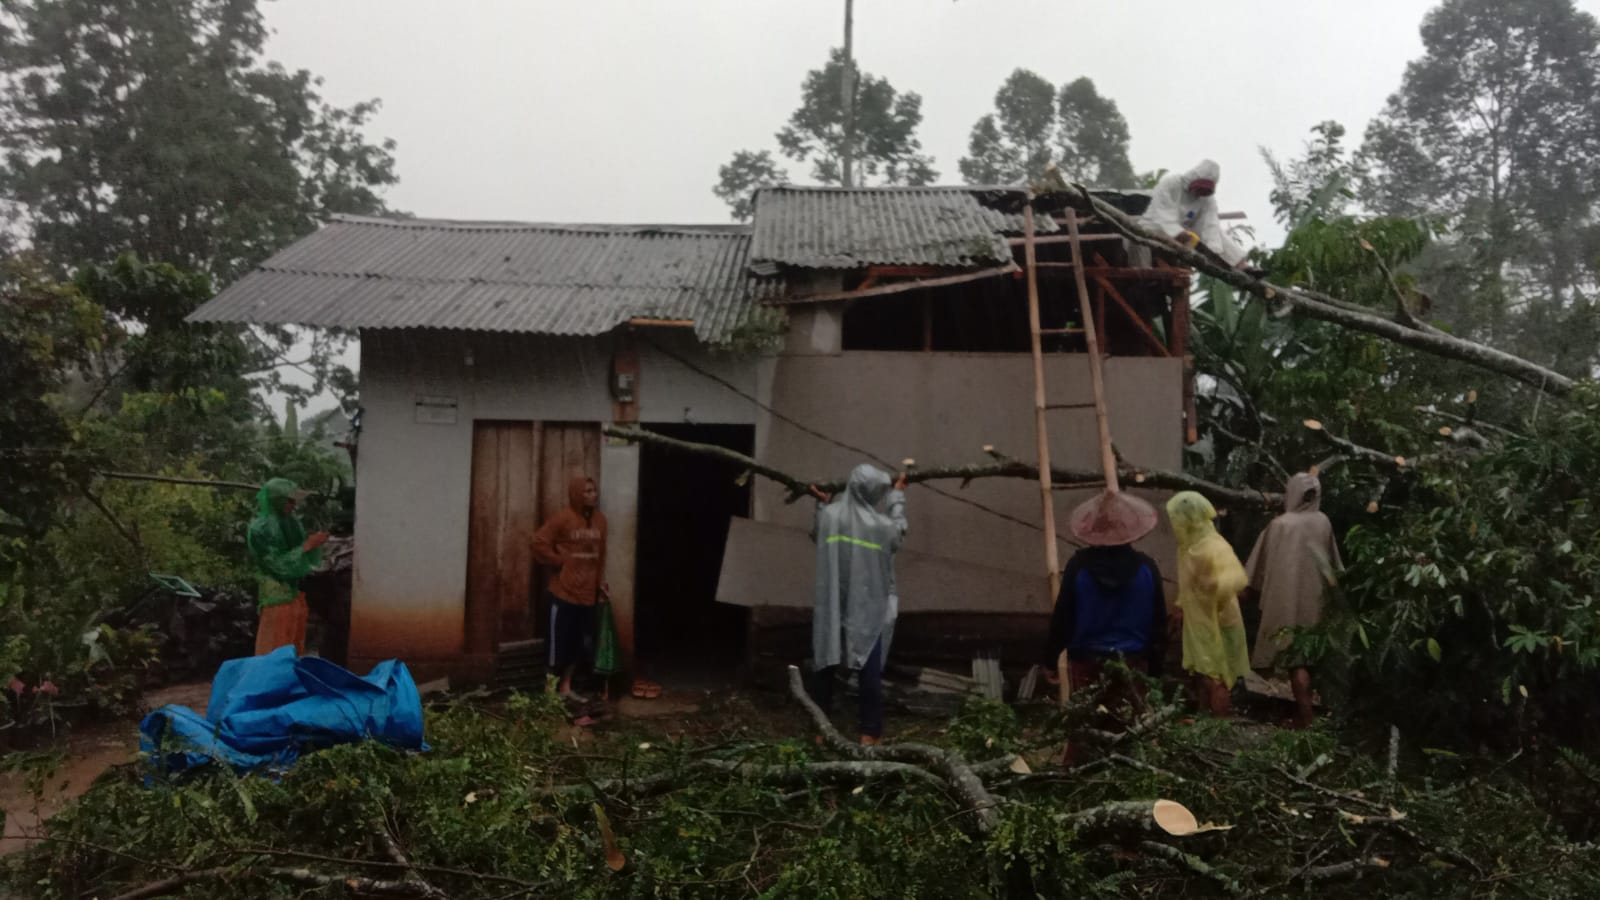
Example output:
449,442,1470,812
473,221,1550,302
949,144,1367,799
465,422,601,660
531,424,602,640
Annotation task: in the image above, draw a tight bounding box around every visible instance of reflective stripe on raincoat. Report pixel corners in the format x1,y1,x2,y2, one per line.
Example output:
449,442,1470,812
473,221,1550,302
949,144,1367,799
813,464,908,671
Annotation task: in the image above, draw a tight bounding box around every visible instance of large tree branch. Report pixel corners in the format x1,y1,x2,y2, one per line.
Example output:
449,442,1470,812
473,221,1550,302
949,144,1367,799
604,426,1279,510
787,665,1002,833
1044,179,1576,396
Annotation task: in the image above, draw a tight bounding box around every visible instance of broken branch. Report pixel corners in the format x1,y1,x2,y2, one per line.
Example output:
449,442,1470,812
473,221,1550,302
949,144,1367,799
604,426,1279,510
1042,179,1576,396
787,665,1002,833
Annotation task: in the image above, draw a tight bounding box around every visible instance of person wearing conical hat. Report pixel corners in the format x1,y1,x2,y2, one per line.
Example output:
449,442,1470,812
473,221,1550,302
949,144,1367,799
1047,492,1168,694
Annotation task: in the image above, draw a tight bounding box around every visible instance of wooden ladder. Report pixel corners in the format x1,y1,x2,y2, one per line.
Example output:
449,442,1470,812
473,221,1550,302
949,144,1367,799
1021,199,1123,601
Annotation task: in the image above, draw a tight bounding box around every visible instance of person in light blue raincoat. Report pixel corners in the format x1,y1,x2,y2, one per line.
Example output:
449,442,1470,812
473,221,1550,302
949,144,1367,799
809,464,908,744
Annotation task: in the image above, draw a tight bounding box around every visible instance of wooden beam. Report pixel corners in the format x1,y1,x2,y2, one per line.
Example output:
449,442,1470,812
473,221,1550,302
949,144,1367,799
767,265,1018,305
1066,206,1121,494
1172,284,1196,445
1093,275,1171,358
1007,233,1125,247
1032,263,1190,281
627,317,694,328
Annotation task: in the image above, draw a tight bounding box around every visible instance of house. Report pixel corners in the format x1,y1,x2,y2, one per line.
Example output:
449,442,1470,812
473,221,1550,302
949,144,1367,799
190,186,1194,684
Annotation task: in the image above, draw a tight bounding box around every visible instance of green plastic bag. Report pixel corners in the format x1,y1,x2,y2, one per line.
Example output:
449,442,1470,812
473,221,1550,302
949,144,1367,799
593,600,621,676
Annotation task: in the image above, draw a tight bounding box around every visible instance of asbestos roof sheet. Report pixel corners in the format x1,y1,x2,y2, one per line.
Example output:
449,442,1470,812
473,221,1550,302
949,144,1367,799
188,215,768,343
748,185,1057,270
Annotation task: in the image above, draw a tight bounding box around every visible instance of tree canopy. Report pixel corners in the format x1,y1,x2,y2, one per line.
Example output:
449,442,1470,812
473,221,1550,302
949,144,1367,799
715,48,936,220
959,70,1135,187
0,0,399,285
1359,0,1600,371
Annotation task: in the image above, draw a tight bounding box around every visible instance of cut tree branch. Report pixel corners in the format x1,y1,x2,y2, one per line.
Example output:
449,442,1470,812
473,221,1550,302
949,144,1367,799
604,426,1279,510
787,665,1002,833
1042,178,1576,396
95,470,261,492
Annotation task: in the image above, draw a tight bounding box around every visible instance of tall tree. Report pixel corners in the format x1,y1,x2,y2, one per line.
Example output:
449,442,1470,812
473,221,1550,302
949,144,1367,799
1359,0,1600,368
958,72,1136,187
0,0,399,285
715,48,936,219
957,69,1055,184
1056,77,1136,188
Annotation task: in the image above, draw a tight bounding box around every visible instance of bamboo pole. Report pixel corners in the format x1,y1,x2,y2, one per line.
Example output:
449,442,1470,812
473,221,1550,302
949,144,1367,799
1023,202,1062,599
1066,210,1121,492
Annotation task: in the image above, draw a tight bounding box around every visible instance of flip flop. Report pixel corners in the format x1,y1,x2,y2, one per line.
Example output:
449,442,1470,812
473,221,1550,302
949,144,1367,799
644,683,663,699
631,681,649,699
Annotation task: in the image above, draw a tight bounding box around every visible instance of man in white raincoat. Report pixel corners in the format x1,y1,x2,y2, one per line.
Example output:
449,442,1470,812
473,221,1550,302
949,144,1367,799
809,464,908,745
1140,160,1250,268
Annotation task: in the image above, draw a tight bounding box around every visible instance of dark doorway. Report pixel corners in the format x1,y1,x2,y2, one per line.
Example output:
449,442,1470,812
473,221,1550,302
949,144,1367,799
634,423,754,677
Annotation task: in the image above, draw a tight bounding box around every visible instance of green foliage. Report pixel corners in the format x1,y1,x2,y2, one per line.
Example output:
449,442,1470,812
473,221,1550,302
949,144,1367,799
7,696,1600,897
945,696,1021,757
958,70,1135,187
1331,384,1600,746
0,0,398,285
0,257,108,545
1262,121,1363,227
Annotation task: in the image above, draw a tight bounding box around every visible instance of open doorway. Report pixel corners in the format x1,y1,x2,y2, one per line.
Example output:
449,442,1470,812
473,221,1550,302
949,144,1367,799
634,423,753,680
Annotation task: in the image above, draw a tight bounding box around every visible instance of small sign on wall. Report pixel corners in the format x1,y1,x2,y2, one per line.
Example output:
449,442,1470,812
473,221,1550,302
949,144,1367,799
414,395,458,425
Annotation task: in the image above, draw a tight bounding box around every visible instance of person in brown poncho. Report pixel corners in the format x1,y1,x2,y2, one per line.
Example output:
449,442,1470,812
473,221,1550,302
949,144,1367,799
1245,472,1342,728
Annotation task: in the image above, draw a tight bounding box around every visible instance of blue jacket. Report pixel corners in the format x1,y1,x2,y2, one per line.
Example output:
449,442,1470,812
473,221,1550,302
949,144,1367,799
1047,546,1168,675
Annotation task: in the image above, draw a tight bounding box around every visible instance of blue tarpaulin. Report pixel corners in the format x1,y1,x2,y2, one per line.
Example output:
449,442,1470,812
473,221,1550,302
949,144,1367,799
140,646,427,773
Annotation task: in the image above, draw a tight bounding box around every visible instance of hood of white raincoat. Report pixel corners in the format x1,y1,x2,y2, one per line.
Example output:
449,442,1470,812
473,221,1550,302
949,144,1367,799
812,464,907,670
1183,159,1221,193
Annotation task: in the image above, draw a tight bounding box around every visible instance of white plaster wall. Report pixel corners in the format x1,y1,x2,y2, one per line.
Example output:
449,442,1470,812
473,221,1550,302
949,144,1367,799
350,329,761,667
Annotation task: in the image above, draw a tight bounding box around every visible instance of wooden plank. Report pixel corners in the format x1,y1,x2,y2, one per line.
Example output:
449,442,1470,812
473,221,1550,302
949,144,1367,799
716,519,1051,614
464,424,503,658
767,265,1019,305
498,423,536,642
1032,263,1190,281
1006,233,1123,246
1173,285,1196,445
1094,274,1171,358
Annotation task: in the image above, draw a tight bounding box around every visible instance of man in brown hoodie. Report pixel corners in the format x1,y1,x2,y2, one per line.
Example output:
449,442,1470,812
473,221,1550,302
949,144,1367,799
532,475,608,698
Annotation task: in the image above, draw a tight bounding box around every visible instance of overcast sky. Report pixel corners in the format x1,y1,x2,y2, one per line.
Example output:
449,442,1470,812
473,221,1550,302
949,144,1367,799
259,0,1532,244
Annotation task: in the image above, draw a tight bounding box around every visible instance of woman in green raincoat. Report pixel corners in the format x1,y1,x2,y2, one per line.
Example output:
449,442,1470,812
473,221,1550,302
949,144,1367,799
248,478,328,655
1166,491,1250,717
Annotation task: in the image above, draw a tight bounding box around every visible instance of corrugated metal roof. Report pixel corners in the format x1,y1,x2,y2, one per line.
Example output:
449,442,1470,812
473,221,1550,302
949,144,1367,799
187,215,770,343
748,185,1058,270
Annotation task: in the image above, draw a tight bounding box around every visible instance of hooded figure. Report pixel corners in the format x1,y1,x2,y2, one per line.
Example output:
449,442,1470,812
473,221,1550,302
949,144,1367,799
247,478,325,655
533,476,609,702
1140,160,1248,267
1246,473,1342,670
813,465,907,671
1167,492,1251,690
533,475,608,608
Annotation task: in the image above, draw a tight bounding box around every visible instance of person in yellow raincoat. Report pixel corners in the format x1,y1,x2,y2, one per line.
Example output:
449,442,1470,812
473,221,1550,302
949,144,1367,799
1166,492,1251,716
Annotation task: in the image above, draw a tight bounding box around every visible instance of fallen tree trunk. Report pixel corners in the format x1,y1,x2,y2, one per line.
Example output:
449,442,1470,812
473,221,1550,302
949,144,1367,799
1044,177,1576,397
604,425,1280,510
